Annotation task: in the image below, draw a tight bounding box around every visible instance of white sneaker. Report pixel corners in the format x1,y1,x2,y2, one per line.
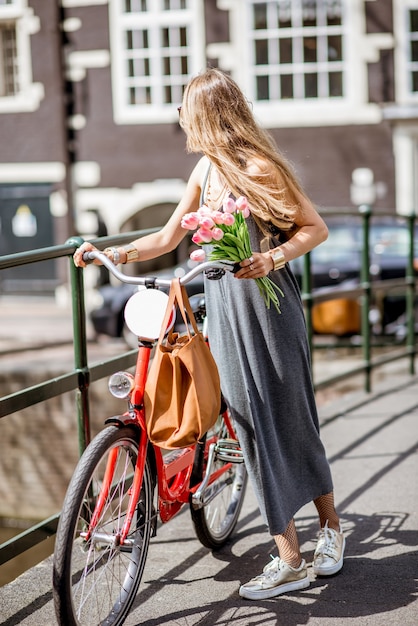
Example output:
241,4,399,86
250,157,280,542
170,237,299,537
313,521,345,576
239,557,310,600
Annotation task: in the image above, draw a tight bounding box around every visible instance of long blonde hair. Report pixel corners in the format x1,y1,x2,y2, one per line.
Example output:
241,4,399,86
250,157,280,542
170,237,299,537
180,68,307,231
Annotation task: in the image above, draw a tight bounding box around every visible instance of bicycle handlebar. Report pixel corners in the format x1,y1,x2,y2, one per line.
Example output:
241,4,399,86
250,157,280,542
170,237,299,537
82,250,236,287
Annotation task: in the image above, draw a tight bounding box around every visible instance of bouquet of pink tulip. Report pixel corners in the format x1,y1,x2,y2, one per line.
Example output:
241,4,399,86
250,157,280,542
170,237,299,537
181,196,284,313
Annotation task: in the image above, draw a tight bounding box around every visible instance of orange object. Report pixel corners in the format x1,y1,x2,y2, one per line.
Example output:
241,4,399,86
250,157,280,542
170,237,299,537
312,298,361,336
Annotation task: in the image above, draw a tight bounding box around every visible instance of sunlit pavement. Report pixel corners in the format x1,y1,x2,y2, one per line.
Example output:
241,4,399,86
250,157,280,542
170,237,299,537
1,368,417,626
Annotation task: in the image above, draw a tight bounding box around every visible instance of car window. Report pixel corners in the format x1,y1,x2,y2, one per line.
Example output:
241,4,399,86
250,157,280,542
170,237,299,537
312,226,361,264
370,225,408,258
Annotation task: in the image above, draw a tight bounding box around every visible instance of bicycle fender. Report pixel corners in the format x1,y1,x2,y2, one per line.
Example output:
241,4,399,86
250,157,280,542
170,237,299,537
105,414,141,429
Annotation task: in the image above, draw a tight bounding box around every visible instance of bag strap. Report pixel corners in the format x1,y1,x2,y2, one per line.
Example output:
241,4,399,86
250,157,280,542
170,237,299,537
172,279,200,335
157,278,199,343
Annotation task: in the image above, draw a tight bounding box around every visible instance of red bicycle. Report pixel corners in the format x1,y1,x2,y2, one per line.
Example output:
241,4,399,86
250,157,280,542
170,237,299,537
52,251,247,626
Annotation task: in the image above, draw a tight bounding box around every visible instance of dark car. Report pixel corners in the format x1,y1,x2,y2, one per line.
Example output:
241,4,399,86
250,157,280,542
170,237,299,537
90,258,206,346
290,215,418,335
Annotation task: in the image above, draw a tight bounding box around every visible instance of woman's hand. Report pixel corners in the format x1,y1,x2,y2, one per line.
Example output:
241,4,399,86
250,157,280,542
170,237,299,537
235,252,273,279
73,242,104,267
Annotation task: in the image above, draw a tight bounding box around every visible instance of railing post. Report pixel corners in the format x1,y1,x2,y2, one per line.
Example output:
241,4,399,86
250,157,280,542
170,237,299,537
406,213,416,375
302,251,314,371
359,205,372,392
67,236,91,456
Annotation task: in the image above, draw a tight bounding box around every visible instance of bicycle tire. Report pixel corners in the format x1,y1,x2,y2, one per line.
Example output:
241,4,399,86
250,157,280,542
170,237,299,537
53,425,154,626
190,414,247,550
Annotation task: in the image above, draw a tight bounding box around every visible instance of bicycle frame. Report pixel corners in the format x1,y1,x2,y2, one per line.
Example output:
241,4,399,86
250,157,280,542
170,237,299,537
82,253,239,542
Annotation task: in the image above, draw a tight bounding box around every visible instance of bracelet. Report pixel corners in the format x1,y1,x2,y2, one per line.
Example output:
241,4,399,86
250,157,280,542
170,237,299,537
104,247,120,264
269,248,286,271
123,242,140,263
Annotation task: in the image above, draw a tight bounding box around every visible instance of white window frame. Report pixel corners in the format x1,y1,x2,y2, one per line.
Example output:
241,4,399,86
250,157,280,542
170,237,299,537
109,0,205,125
393,0,418,104
0,0,43,113
213,0,389,128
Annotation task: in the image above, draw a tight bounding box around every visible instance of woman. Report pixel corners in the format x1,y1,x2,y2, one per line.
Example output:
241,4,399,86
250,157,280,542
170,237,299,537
74,68,345,601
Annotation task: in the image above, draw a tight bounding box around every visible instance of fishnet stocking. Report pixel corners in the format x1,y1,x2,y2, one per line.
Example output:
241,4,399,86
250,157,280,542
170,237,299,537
274,519,301,568
314,491,340,530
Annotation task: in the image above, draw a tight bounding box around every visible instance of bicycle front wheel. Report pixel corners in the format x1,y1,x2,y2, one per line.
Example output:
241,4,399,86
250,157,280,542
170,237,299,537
190,414,247,549
53,425,155,626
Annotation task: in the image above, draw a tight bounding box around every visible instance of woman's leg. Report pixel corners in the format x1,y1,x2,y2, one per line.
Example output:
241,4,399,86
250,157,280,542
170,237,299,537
239,519,309,600
274,519,302,567
313,491,340,530
313,491,345,576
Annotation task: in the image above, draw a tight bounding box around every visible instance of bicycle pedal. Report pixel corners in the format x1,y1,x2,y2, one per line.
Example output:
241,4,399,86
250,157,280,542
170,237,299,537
216,438,244,463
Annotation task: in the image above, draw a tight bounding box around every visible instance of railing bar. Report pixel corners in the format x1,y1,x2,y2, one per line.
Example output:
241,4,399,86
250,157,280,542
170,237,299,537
314,347,416,391
0,514,59,566
0,229,159,270
89,351,138,383
0,353,138,419
0,372,79,418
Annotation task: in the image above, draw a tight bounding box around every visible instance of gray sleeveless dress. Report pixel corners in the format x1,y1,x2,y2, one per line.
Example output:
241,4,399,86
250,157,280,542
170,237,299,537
202,171,333,536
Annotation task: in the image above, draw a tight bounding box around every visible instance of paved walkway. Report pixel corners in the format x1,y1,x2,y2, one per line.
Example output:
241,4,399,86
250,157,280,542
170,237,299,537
1,368,417,626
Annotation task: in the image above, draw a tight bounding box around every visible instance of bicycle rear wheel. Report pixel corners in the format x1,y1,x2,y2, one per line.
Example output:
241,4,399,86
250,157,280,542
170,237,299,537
190,414,247,549
53,425,154,626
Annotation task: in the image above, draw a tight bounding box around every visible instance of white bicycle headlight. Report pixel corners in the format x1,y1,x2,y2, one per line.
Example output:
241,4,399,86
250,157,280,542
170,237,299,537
108,371,135,398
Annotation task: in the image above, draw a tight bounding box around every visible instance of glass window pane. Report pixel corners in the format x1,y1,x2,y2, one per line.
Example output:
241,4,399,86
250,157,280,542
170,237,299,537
327,0,342,26
129,85,151,105
303,1,317,27
254,3,267,29
165,84,172,103
0,23,18,96
412,71,418,92
255,39,268,65
411,40,418,62
410,10,418,32
304,73,318,97
164,0,186,9
257,75,269,100
180,27,187,46
280,74,293,99
279,38,292,64
128,58,150,77
162,28,169,47
328,35,342,61
278,1,291,27
163,57,170,75
125,0,147,11
304,37,317,63
127,30,148,49
329,71,343,96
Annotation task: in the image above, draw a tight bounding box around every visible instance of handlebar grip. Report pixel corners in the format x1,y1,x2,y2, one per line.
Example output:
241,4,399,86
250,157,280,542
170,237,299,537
82,251,97,264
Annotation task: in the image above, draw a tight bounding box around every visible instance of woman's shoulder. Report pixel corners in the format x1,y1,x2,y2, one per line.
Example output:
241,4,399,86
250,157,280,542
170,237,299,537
189,155,211,183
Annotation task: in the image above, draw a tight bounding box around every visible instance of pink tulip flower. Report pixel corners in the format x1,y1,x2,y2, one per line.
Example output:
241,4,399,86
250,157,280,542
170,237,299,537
223,197,236,213
222,212,235,226
190,249,206,262
181,212,200,230
212,210,225,225
235,196,248,211
198,205,212,217
192,228,213,244
211,227,224,241
200,216,215,230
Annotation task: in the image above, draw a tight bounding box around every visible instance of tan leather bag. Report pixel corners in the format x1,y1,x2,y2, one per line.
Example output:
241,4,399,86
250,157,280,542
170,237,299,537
144,279,221,449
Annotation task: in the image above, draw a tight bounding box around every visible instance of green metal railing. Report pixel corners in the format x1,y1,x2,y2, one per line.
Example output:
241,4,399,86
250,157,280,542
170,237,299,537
302,208,417,392
0,212,416,572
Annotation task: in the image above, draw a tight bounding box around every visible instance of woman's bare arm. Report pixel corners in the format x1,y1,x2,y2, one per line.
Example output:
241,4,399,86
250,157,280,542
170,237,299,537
73,157,208,267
